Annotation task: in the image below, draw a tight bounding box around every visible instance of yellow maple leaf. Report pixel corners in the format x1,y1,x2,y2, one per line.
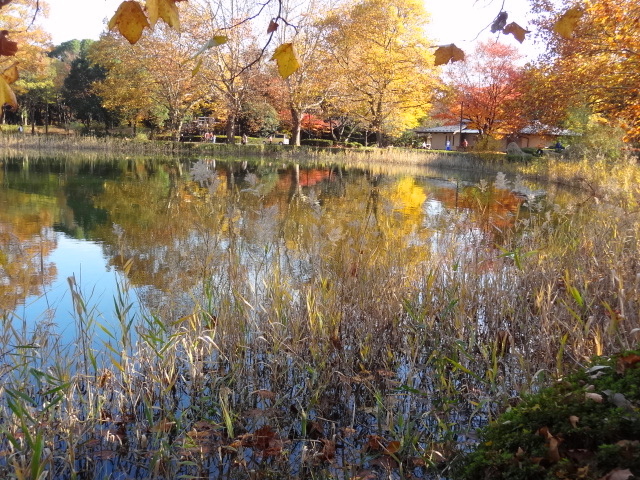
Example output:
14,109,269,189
433,44,465,66
109,1,150,44
1,63,18,84
0,75,17,110
554,7,583,39
503,22,530,43
146,0,180,30
271,43,300,79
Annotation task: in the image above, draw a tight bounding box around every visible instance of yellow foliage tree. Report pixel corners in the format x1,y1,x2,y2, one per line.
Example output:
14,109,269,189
321,0,438,146
92,18,209,140
0,0,52,119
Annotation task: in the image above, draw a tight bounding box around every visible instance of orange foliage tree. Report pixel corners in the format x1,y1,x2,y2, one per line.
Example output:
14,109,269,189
528,0,640,141
444,40,524,140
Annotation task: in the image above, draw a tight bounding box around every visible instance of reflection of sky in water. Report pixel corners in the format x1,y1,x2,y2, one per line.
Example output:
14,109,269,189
4,162,556,350
17,233,136,346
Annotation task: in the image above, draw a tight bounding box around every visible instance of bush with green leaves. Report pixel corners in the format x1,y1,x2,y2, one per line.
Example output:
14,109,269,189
301,138,334,147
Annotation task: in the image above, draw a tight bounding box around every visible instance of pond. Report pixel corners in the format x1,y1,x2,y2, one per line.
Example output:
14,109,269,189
0,154,584,479
1,155,557,335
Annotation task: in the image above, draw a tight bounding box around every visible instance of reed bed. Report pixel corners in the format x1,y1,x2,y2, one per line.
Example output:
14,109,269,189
1,151,639,479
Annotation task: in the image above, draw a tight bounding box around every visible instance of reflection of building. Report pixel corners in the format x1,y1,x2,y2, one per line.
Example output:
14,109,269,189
415,122,576,151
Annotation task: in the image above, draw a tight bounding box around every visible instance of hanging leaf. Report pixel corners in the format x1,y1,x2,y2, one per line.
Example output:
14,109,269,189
503,22,530,43
433,44,465,66
0,30,18,56
0,75,17,110
1,63,18,84
267,20,279,34
191,57,202,76
146,0,180,30
490,11,508,33
190,36,228,59
109,1,150,44
554,7,583,39
271,43,300,79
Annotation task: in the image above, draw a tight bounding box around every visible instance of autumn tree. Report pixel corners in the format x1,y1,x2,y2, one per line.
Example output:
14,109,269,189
92,16,209,140
89,36,164,134
320,0,438,146
273,0,338,146
526,0,640,142
185,0,268,143
444,40,524,141
0,0,52,126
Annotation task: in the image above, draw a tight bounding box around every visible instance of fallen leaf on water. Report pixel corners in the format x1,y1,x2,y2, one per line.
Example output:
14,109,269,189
93,450,117,460
384,440,401,455
433,44,465,66
254,389,276,400
109,1,150,44
150,418,176,433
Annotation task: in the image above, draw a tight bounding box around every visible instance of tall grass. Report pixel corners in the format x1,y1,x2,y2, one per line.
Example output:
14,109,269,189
1,150,639,478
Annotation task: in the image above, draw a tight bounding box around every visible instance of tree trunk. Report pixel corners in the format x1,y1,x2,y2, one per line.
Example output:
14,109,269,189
290,107,302,146
45,104,49,135
226,113,236,144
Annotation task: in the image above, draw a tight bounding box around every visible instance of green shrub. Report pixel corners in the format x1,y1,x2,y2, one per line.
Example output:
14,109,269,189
301,138,334,147
454,350,640,480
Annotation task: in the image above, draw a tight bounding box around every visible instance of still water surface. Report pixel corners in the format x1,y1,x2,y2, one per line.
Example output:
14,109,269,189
1,155,566,343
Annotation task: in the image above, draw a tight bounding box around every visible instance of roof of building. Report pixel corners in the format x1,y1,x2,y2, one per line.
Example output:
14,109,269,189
415,122,576,136
415,125,480,134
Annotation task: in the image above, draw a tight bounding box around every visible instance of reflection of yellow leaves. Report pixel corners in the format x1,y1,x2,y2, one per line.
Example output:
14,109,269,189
146,0,180,30
433,44,465,66
271,43,300,79
387,177,427,215
1,63,18,84
109,1,150,44
0,75,17,110
554,7,583,39
503,22,530,43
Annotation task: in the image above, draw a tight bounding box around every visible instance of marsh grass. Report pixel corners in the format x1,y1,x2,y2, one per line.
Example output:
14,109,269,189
1,151,639,479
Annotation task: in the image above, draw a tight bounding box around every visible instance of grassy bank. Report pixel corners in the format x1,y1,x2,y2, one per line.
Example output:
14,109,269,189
1,145,639,479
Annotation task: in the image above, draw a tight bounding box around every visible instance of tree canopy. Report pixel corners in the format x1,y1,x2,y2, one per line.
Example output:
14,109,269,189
1,0,640,147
